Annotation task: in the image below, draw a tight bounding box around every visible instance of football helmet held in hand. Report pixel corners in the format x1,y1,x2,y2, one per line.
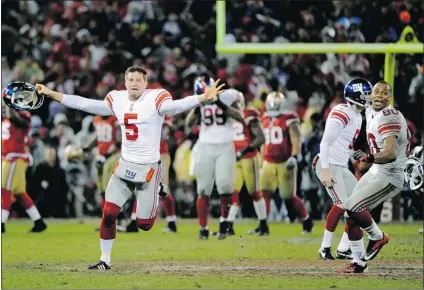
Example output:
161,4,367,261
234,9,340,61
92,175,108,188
404,146,423,192
2,82,44,111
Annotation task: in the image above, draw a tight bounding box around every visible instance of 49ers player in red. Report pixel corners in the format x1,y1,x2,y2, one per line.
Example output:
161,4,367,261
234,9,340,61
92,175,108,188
125,115,178,233
256,92,313,235
1,106,47,233
227,93,269,235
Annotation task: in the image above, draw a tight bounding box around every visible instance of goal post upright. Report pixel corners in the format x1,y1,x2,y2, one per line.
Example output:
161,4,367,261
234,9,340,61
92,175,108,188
215,0,423,106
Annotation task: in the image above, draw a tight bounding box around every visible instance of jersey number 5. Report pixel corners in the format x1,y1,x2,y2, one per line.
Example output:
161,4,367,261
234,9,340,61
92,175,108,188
124,113,138,141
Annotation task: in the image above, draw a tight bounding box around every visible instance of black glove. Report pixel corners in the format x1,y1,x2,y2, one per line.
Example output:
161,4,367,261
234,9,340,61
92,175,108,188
353,150,374,163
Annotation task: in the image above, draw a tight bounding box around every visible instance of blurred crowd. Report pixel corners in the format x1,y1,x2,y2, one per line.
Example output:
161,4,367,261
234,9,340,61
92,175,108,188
1,1,423,221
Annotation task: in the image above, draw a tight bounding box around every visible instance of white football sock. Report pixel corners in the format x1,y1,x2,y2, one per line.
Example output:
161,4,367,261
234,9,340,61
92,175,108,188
219,216,226,222
350,238,366,267
2,209,10,223
337,231,350,252
26,206,41,221
253,198,267,220
100,239,114,265
130,212,136,221
166,215,177,222
226,205,239,222
364,220,383,241
320,229,333,249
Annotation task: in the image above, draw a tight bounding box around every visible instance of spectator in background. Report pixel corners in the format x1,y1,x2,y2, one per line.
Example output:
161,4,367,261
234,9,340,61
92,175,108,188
49,113,75,168
28,145,68,218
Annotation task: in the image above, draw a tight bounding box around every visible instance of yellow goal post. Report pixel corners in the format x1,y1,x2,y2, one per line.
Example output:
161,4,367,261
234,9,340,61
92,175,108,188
215,1,423,106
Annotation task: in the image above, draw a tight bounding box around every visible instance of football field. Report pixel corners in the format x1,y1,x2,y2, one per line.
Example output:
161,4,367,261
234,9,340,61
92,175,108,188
1,219,423,289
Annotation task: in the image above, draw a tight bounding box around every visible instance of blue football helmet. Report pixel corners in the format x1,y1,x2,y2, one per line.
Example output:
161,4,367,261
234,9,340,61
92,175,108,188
2,82,44,111
344,78,372,107
194,76,214,95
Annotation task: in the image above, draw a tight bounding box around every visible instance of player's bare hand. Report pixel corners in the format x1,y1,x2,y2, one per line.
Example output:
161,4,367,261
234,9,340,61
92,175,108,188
321,168,334,187
35,84,53,97
198,79,226,103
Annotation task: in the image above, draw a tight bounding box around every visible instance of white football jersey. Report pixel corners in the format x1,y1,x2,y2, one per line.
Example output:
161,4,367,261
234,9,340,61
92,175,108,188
320,103,362,166
198,89,239,144
366,106,411,188
105,89,171,164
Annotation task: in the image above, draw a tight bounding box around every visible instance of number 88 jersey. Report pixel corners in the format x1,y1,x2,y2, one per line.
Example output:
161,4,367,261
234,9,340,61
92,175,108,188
261,111,300,163
198,89,238,144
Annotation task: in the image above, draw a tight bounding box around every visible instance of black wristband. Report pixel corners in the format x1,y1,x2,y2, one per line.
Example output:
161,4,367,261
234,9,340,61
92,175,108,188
240,145,255,156
215,99,228,110
367,153,375,163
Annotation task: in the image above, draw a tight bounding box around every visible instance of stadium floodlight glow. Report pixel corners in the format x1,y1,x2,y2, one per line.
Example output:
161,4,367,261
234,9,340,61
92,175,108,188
215,0,423,106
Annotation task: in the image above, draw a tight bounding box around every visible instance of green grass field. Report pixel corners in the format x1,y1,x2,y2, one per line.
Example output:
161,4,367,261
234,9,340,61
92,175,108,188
1,219,423,289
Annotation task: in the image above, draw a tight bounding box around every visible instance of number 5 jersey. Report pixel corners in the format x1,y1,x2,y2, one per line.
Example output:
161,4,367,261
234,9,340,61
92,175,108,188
365,106,411,188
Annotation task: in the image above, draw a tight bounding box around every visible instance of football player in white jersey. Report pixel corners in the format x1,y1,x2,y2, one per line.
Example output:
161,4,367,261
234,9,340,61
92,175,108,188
185,77,244,240
337,81,411,273
314,79,371,260
35,66,225,270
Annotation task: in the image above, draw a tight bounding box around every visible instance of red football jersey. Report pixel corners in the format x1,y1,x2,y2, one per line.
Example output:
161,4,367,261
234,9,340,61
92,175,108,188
261,112,300,163
93,115,118,156
1,112,31,157
160,115,173,154
233,108,260,159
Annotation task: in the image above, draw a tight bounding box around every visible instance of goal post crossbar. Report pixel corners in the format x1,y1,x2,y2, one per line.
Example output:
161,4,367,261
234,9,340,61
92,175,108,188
215,0,423,106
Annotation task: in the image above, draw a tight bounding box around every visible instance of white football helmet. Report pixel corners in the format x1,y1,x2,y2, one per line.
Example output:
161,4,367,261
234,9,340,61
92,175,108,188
404,146,423,191
265,92,286,117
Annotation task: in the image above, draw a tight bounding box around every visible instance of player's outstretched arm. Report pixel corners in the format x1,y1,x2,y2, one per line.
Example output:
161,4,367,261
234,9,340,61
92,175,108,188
35,84,112,116
158,79,225,116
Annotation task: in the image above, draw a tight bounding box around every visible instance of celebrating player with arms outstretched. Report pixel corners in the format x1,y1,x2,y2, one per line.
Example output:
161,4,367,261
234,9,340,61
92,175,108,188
257,92,313,235
338,81,411,273
35,66,225,270
226,92,268,235
185,77,244,240
314,79,371,260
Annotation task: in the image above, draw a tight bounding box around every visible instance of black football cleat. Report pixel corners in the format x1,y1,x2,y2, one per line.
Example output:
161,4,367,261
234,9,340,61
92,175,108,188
161,221,177,233
336,248,353,260
216,221,229,240
125,220,139,233
2,223,5,233
158,183,169,198
318,247,335,260
88,260,111,270
198,228,209,240
336,262,367,273
301,217,314,235
29,219,47,233
227,222,235,235
365,232,389,261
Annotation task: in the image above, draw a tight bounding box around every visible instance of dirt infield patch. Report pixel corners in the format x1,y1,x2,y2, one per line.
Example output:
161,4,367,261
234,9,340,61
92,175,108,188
102,259,423,279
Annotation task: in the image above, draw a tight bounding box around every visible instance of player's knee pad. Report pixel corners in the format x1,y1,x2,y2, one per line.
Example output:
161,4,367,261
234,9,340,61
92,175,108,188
102,202,121,226
136,216,156,231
